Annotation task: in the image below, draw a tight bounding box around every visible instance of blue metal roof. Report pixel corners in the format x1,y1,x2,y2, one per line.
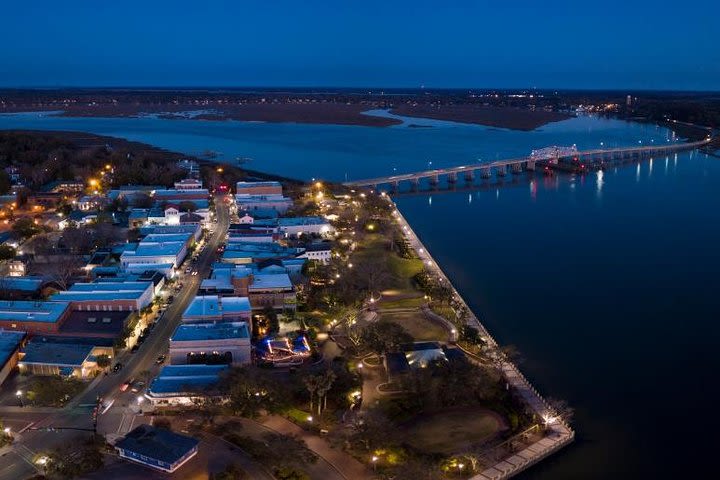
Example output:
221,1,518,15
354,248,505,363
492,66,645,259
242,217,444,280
117,425,199,466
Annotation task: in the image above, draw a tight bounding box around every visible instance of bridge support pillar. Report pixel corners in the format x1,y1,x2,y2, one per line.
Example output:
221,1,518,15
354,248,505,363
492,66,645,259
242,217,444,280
429,174,439,187
511,163,523,174
447,172,457,184
526,160,536,171
464,171,474,182
410,178,419,191
480,167,491,179
497,165,507,177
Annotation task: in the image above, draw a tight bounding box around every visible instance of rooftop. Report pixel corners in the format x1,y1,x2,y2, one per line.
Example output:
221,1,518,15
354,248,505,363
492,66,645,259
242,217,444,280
183,295,251,318
147,364,228,395
171,322,250,342
0,276,43,292
116,425,199,466
0,330,26,367
59,311,129,337
21,339,94,366
126,242,186,257
0,301,70,324
248,273,292,291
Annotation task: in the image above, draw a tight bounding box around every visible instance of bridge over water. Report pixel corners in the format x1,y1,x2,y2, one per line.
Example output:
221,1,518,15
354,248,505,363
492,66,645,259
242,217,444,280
343,137,713,189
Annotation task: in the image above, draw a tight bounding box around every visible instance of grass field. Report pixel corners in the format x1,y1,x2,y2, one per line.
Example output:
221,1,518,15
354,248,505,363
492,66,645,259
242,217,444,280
380,311,448,341
400,407,506,455
354,234,424,290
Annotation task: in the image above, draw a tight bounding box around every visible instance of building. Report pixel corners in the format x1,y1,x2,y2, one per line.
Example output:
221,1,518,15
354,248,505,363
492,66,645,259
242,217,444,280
384,342,465,381
235,181,283,196
18,337,113,378
169,322,251,365
120,241,188,270
145,364,228,406
254,216,334,237
0,300,71,334
50,281,154,312
0,330,26,386
181,295,251,323
0,276,44,298
235,194,293,214
139,224,202,242
57,311,131,339
297,241,333,264
115,425,199,473
248,273,296,311
174,178,203,190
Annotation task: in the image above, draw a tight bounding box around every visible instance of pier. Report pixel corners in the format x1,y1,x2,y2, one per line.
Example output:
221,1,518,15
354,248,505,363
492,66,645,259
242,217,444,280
344,137,713,189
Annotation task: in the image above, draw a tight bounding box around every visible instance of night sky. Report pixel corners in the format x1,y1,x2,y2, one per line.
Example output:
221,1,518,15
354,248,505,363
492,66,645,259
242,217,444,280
2,0,718,90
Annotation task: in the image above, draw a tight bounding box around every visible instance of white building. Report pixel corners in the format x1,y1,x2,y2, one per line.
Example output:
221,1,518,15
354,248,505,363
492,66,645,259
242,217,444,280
169,322,251,365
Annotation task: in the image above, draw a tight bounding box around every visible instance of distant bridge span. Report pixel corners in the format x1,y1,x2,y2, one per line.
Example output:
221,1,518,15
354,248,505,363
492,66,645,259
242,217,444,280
342,137,714,188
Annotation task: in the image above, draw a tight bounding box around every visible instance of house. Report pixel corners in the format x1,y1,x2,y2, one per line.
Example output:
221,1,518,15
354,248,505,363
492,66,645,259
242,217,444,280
77,195,108,211
169,322,251,365
50,281,154,312
0,300,72,334
0,331,27,386
115,424,199,473
18,337,113,378
181,295,251,323
298,241,333,265
237,211,255,224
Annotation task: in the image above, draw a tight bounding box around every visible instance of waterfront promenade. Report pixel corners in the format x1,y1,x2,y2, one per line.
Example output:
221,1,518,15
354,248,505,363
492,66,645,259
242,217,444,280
389,200,574,479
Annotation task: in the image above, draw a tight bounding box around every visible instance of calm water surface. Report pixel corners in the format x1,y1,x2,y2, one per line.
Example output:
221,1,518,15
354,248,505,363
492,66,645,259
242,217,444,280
1,113,717,478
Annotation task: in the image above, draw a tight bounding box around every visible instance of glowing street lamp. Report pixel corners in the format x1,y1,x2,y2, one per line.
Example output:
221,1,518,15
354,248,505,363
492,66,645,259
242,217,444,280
16,390,23,408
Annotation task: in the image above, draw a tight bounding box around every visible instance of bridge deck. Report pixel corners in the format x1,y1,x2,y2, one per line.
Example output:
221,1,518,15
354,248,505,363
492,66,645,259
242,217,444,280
343,138,712,187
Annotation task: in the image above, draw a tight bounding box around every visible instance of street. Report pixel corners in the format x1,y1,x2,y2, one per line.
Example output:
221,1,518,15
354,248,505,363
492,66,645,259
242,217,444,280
0,195,231,479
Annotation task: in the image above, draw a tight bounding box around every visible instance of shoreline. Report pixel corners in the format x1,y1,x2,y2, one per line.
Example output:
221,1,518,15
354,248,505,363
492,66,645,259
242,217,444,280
388,198,574,479
0,104,572,131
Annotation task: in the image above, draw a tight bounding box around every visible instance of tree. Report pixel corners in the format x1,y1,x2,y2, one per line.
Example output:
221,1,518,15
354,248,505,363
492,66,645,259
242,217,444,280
179,200,198,212
360,321,413,355
11,217,41,239
303,375,320,414
350,409,396,452
0,245,16,261
95,354,111,371
220,367,289,417
211,463,248,480
317,369,337,414
45,255,84,290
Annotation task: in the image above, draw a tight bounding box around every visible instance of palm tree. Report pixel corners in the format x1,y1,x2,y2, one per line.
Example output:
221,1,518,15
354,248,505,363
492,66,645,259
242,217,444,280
317,370,337,415
303,375,320,413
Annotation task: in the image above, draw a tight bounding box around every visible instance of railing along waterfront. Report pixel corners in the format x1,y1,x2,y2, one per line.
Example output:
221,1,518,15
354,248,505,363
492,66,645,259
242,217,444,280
389,201,575,479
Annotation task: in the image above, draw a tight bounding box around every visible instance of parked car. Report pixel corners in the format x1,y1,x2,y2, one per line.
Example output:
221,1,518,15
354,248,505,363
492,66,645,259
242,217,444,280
120,378,134,392
156,354,166,365
131,344,140,353
112,363,123,373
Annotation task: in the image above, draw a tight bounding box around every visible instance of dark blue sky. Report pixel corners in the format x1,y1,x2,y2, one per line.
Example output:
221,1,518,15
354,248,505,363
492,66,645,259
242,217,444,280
2,0,718,90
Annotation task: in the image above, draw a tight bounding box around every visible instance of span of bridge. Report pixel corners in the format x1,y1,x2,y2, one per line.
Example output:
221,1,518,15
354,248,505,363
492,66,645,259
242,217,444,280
343,137,714,188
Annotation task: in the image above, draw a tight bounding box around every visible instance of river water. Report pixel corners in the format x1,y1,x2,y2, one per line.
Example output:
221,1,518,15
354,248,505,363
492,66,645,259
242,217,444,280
1,112,718,478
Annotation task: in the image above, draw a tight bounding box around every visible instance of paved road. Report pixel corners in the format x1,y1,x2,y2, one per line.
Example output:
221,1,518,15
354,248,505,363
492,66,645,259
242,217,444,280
0,195,231,480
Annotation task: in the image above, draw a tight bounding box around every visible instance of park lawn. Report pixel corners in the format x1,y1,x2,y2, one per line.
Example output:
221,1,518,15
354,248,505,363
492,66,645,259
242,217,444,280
380,311,448,341
399,407,506,455
355,234,424,290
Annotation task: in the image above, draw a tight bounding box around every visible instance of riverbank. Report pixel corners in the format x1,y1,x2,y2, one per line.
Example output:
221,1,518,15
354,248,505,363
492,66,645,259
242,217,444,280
388,198,574,479
1,103,574,131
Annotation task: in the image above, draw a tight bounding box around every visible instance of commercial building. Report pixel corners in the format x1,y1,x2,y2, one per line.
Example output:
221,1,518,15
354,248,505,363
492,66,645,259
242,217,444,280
120,240,188,270
0,300,71,334
0,276,44,298
235,194,293,214
297,241,333,264
181,295,251,323
235,181,283,196
145,364,228,406
169,321,251,365
115,424,199,473
50,281,154,312
18,337,113,378
0,330,26,386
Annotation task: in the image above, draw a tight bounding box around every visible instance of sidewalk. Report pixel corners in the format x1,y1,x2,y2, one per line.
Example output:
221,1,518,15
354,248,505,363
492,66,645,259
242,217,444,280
259,415,372,480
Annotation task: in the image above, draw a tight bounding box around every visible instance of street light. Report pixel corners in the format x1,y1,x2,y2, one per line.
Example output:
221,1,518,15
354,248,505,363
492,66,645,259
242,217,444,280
16,390,23,408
